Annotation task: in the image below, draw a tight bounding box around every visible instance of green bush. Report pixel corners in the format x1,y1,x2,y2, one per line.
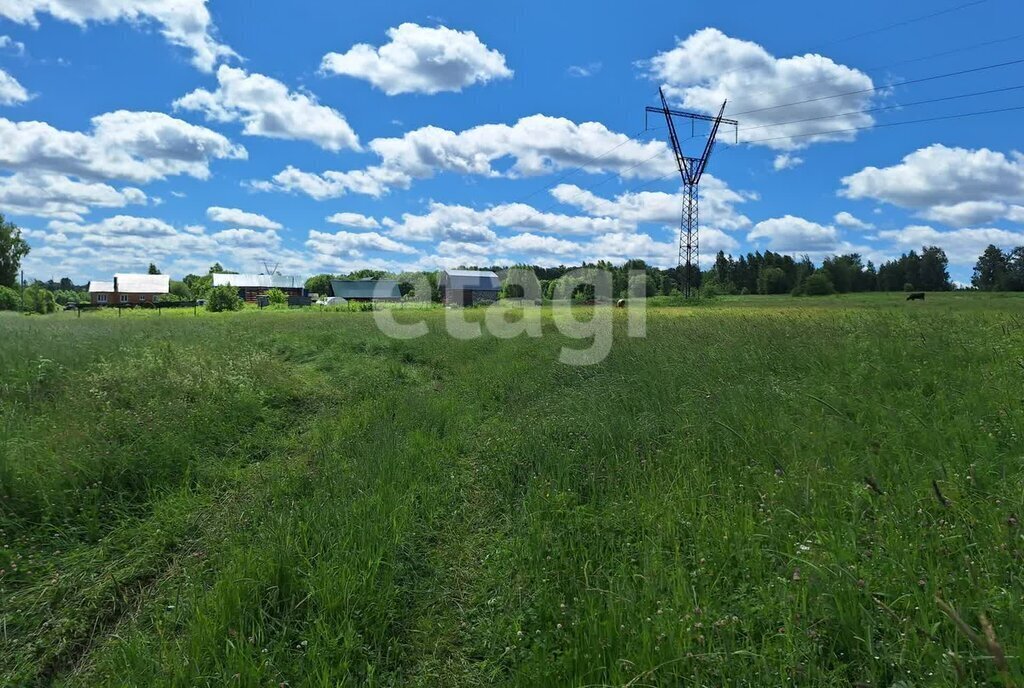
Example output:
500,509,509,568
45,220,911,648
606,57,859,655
165,280,193,302
803,273,836,296
0,285,19,310
23,286,57,314
266,288,288,305
206,285,243,313
903,282,915,292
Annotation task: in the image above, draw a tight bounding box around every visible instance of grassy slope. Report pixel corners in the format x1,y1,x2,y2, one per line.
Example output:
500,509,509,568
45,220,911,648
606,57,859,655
0,294,1022,686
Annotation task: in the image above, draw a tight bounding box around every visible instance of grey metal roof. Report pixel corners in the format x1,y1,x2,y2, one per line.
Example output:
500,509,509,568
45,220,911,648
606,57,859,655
88,280,115,293
331,279,401,299
113,274,169,293
212,273,302,288
442,270,501,291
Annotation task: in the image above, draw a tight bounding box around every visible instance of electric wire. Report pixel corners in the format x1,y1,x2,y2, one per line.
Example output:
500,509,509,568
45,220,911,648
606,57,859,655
808,0,990,51
734,83,1024,133
724,31,1024,109
728,56,1024,117
723,103,1024,147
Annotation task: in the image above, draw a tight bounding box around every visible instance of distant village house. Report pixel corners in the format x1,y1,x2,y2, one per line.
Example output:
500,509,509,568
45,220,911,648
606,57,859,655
330,279,402,302
212,274,306,303
439,270,501,306
88,274,170,306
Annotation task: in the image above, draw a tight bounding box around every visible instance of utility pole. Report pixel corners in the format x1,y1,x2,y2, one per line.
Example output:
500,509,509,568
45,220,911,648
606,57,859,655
19,269,24,312
646,88,737,298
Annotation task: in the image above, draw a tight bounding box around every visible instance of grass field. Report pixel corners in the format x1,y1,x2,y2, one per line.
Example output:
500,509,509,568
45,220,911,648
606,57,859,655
1,293,1022,686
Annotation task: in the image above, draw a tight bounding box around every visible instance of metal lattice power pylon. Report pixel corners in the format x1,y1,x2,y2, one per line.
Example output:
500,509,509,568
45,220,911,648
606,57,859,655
646,89,737,297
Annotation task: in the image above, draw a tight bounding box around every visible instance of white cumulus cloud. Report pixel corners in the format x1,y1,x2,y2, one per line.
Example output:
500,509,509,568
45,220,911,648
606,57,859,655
550,174,752,231
773,154,803,171
877,225,1024,265
255,115,671,199
0,35,26,55
209,227,281,249
833,211,873,229
320,23,512,95
206,206,282,230
383,201,624,243
841,144,1024,226
307,229,417,256
644,28,875,150
748,215,841,252
0,67,29,105
22,214,313,281
175,66,360,151
0,172,146,221
0,0,235,72
0,110,246,183
326,212,380,229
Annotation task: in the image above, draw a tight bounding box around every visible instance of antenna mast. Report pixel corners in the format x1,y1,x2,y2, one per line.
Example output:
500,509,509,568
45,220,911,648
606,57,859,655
646,88,737,297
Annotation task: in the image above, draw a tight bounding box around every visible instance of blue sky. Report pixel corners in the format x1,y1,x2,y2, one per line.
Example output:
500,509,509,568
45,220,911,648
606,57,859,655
2,0,1024,284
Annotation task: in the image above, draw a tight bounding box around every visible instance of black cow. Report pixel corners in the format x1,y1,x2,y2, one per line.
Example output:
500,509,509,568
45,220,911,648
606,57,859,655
906,292,925,301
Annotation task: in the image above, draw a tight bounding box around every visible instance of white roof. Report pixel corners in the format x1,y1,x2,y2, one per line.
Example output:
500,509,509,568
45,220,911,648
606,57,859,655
445,269,499,278
114,274,170,293
212,273,302,288
443,269,501,290
88,280,115,293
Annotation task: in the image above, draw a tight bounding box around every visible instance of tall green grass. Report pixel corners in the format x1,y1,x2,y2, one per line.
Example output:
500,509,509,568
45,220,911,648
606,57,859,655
1,294,1022,686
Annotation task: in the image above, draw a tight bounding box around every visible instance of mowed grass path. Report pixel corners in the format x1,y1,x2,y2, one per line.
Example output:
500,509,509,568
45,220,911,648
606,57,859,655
1,294,1022,686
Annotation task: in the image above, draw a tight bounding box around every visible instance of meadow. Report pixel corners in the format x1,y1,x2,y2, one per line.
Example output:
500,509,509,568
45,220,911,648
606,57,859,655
1,293,1022,686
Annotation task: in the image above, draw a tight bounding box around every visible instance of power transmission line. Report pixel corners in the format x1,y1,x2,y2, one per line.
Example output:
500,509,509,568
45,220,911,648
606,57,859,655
678,0,993,90
505,101,1024,221
723,32,1024,110
512,32,1019,223
808,0,990,51
726,103,1024,146
735,83,1024,133
729,57,1024,117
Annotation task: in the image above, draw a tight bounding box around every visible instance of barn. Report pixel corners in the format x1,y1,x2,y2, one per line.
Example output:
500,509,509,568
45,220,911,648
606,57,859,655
212,274,306,303
439,270,501,306
89,274,170,306
330,279,401,302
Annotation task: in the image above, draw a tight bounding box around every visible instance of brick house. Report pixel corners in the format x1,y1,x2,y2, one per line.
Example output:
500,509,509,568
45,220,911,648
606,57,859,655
88,274,170,306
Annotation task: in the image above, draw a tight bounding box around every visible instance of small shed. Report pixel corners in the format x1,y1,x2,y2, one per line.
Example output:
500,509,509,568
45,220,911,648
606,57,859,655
439,270,501,306
330,279,401,302
212,273,306,303
89,274,169,305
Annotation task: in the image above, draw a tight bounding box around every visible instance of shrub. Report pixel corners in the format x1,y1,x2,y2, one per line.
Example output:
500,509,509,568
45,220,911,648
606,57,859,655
266,288,288,305
166,280,193,301
700,282,719,297
23,286,57,314
903,282,915,292
803,273,836,296
0,285,19,310
206,285,243,312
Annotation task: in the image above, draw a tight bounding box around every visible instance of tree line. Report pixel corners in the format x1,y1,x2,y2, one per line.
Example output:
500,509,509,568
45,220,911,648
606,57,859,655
5,206,1024,314
971,245,1024,291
